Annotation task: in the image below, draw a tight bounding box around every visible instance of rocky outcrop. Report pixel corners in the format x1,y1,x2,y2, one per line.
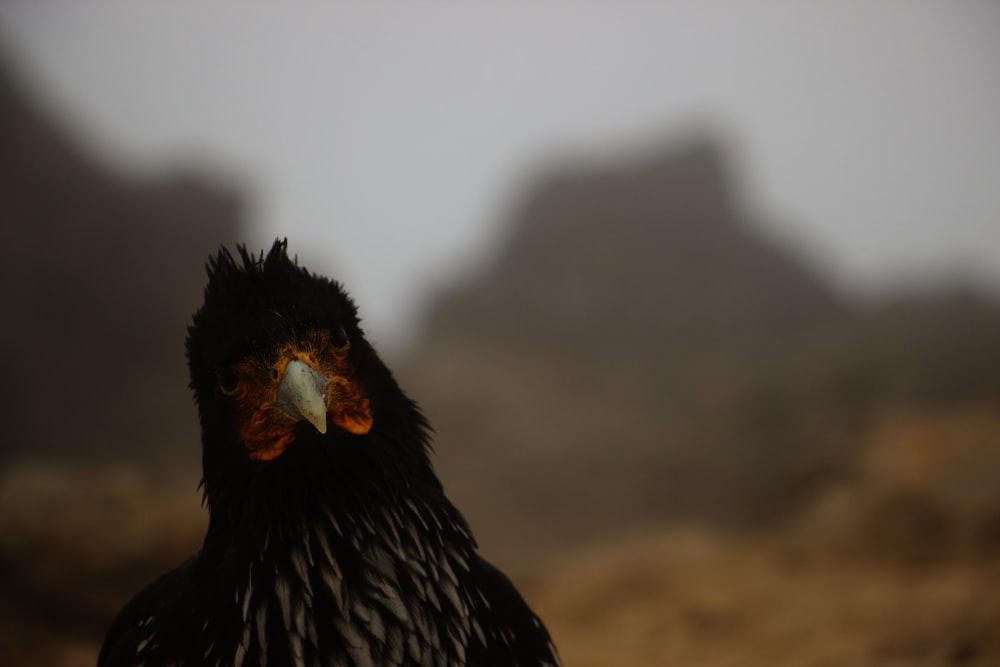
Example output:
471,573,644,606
405,139,1000,549
0,53,243,465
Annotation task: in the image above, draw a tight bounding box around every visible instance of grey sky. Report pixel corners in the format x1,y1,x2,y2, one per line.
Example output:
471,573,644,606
2,2,999,349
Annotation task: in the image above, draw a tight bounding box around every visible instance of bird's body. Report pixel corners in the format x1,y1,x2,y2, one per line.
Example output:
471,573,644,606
99,241,559,667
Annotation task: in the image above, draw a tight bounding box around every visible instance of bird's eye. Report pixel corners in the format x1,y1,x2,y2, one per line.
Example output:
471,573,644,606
331,324,350,356
217,369,242,396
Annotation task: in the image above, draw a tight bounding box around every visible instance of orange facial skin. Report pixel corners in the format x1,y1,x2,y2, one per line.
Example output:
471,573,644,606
219,329,373,461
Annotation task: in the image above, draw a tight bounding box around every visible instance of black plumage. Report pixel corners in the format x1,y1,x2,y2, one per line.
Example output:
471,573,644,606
98,240,560,667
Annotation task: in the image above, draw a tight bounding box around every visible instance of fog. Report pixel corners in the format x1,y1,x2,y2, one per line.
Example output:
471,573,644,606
2,2,998,349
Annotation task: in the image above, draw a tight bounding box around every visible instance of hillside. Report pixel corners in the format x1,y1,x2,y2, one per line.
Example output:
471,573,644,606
0,50,243,466
425,142,847,365
404,139,1000,558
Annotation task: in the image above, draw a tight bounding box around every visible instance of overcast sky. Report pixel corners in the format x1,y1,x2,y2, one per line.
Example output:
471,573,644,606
2,2,999,349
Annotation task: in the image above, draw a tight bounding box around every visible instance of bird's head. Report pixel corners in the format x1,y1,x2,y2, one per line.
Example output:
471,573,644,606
186,240,428,486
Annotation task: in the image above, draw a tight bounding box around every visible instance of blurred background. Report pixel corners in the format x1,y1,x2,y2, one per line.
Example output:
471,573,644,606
1,3,999,666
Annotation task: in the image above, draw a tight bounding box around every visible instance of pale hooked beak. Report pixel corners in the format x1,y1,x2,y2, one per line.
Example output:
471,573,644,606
276,359,329,434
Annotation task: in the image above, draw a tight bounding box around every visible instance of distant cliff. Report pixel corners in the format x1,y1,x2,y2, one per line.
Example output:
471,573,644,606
0,53,244,465
405,138,1000,552
425,142,848,368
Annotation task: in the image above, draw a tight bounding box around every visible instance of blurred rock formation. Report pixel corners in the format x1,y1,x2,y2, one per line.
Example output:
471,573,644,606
406,139,1000,553
428,142,847,364
0,50,244,467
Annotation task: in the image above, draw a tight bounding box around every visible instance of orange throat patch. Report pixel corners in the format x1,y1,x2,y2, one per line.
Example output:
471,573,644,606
223,330,374,461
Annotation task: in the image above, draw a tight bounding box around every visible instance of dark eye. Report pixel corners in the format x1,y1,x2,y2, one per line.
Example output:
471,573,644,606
331,324,350,355
217,368,241,396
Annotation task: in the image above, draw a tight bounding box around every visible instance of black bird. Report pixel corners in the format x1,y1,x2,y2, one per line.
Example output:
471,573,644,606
99,240,560,667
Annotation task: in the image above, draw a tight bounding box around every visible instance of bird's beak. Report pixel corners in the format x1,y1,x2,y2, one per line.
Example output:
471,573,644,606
276,359,329,434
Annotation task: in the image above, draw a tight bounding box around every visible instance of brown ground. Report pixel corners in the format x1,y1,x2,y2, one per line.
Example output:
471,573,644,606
2,403,999,667
531,530,1000,667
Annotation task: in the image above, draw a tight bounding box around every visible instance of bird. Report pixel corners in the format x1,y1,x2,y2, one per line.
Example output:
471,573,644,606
98,239,560,667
